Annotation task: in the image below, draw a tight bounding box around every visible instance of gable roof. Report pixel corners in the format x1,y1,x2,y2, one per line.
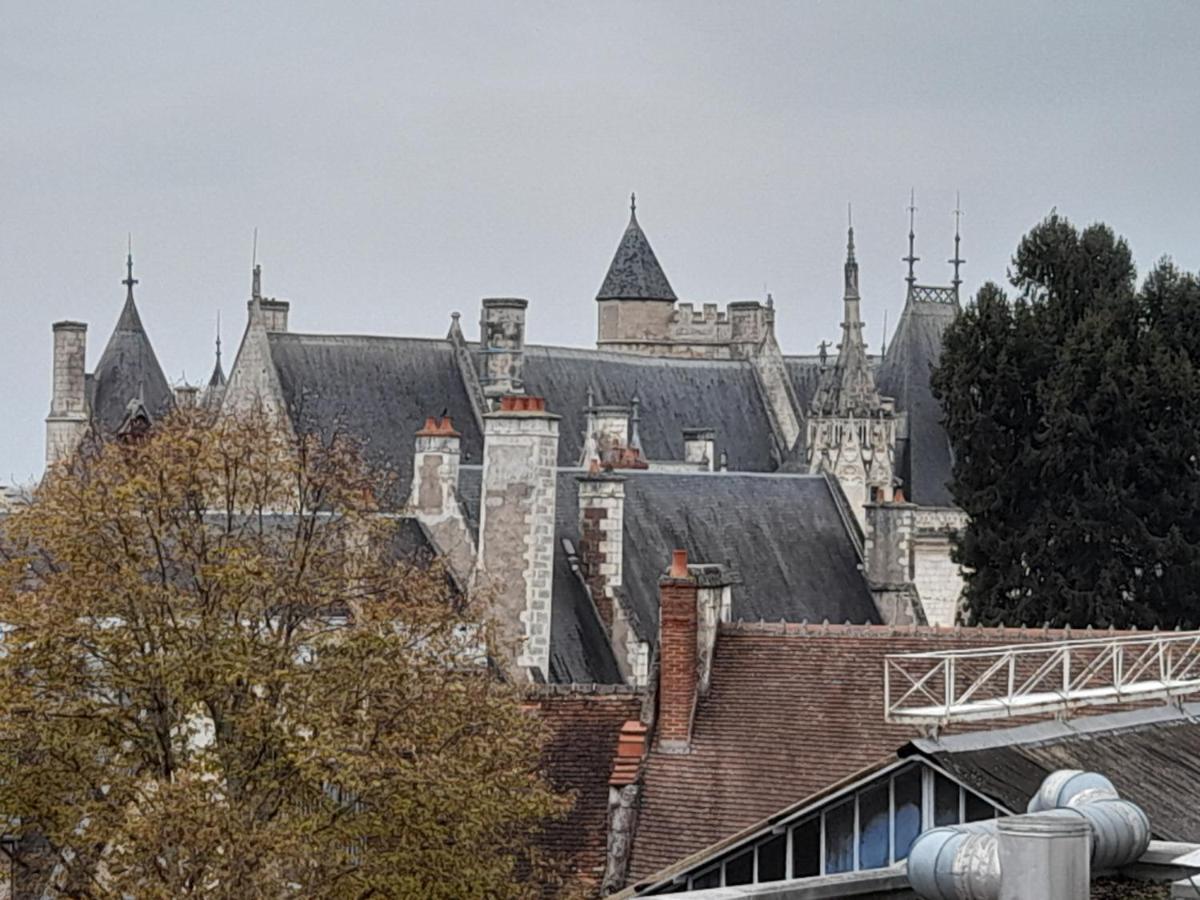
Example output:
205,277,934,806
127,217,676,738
527,687,644,897
876,293,959,506
90,295,173,436
906,702,1200,843
626,623,1141,881
596,209,677,302
267,333,484,492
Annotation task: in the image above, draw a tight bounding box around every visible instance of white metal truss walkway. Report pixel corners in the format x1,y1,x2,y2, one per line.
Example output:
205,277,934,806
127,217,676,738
885,631,1200,727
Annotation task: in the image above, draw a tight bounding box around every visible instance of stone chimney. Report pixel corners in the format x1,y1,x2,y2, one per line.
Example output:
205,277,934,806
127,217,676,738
476,395,559,680
479,298,527,398
174,384,200,408
682,428,715,470
580,395,633,467
259,298,290,333
864,499,921,625
410,415,475,584
46,321,89,466
658,549,698,752
577,467,625,631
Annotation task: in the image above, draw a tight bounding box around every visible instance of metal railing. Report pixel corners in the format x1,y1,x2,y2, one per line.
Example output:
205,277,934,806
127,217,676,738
885,631,1200,726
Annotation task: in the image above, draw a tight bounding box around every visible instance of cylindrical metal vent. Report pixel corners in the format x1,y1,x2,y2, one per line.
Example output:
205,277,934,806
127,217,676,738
997,814,1090,900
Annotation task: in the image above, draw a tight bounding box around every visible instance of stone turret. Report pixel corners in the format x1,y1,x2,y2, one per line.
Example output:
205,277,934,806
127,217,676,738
596,195,679,352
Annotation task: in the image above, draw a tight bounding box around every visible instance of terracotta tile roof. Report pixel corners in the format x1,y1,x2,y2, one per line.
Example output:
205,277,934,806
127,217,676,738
527,686,645,897
627,622,1142,882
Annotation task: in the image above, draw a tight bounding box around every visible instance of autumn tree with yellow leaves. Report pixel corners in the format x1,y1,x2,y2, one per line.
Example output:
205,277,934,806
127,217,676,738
0,409,568,899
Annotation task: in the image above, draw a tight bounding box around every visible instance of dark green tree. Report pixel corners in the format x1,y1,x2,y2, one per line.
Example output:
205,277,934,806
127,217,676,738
933,214,1200,627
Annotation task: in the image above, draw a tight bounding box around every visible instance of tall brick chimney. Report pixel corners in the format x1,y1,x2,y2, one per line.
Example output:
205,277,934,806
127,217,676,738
476,395,559,680
46,321,88,466
658,549,698,752
479,298,527,398
410,415,474,584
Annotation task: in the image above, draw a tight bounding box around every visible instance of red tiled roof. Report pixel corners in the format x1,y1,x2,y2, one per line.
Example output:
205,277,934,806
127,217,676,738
627,622,1142,882
528,686,644,898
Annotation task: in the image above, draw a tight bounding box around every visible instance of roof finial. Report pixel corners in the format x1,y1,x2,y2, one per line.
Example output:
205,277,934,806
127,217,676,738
846,202,856,264
881,309,888,357
630,191,636,215
903,189,919,289
215,310,222,366
949,192,965,297
251,228,262,302
122,234,139,301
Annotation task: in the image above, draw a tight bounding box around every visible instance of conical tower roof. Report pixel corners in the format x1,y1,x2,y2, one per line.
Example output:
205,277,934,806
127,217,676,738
596,195,677,302
91,254,173,435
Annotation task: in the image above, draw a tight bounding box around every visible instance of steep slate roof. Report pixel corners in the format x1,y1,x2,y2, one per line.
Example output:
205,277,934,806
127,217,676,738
876,294,959,506
267,333,484,491
526,687,644,897
608,471,878,640
596,208,677,302
90,295,173,436
907,702,1200,844
627,623,1138,881
521,345,777,472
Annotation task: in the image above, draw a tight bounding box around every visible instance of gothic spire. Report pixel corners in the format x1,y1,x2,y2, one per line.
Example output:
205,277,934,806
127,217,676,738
949,193,965,297
123,234,139,303
903,189,919,289
844,204,859,299
208,312,226,388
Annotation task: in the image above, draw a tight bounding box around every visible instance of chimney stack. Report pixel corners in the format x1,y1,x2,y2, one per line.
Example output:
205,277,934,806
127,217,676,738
46,321,89,466
577,467,625,632
410,415,475,584
479,298,528,398
476,395,559,680
259,298,289,332
658,549,698,752
682,428,715,470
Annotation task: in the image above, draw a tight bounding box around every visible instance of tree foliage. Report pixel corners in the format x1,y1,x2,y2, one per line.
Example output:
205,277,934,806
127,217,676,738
0,409,567,898
933,213,1200,628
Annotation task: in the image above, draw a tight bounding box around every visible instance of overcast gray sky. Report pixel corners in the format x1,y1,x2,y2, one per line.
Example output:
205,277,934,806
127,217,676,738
3,0,1199,481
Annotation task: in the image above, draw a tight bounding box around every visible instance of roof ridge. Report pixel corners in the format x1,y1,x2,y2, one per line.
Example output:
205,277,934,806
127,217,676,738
523,683,645,698
717,621,1137,638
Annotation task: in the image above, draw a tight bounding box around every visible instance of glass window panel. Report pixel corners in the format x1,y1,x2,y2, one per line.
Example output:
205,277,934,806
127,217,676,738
893,767,923,861
934,773,961,826
757,833,786,882
964,790,994,822
724,849,753,886
858,782,890,869
792,817,821,878
824,799,855,874
691,866,720,889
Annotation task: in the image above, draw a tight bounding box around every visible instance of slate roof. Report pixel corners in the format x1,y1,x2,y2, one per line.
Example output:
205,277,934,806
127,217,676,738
876,293,959,506
89,294,173,436
907,702,1200,843
267,333,484,491
596,208,677,302
602,471,878,641
521,345,778,471
627,623,1138,881
527,687,644,897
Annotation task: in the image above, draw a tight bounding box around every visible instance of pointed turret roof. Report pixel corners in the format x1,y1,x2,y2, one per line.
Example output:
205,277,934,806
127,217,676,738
596,194,677,302
91,252,173,436
208,317,226,388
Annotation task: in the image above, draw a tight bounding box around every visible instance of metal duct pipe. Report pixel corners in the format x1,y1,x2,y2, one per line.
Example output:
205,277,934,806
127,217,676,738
907,770,1152,900
997,815,1090,900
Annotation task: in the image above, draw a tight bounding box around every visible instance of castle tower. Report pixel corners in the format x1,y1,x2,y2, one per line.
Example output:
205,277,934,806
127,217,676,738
807,220,896,524
596,194,678,351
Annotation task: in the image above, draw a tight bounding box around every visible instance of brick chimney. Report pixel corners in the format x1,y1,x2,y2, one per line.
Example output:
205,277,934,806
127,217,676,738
46,321,88,466
410,415,474,584
658,549,698,752
577,467,625,631
479,298,527,397
476,395,559,680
